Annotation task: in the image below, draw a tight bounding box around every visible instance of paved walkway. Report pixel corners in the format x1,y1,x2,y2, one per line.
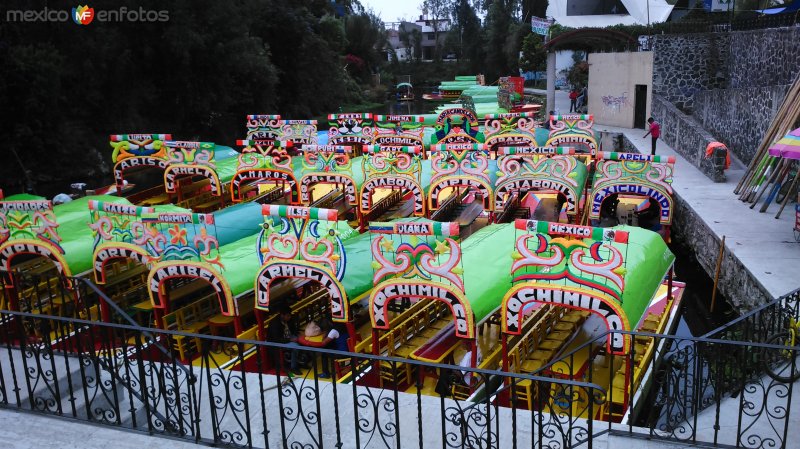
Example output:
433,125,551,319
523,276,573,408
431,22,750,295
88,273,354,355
0,409,206,449
0,407,696,449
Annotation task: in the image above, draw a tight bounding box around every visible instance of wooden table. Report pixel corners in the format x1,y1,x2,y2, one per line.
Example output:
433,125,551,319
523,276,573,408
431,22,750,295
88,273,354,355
546,314,606,380
139,193,170,206
298,334,326,348
207,313,235,336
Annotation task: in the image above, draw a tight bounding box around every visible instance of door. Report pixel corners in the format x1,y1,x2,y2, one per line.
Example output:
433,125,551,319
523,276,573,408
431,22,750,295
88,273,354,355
634,84,647,129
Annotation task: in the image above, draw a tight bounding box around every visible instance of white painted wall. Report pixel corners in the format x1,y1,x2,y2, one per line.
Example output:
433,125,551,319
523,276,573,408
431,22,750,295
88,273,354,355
588,52,653,128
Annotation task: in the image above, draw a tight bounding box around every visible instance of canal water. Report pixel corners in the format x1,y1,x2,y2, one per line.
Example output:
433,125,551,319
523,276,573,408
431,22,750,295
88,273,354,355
366,97,442,116
669,237,736,338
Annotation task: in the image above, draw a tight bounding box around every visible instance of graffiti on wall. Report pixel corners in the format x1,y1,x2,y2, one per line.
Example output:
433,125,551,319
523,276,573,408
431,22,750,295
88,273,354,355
601,92,631,114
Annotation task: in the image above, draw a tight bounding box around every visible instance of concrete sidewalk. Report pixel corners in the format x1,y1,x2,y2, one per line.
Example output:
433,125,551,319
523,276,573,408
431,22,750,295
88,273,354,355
0,409,205,449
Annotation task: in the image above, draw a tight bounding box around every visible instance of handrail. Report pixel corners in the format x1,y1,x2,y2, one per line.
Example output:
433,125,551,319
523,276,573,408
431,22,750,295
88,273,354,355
0,308,608,392
430,189,468,221
494,192,520,224
73,277,194,381
310,188,343,208
702,286,800,338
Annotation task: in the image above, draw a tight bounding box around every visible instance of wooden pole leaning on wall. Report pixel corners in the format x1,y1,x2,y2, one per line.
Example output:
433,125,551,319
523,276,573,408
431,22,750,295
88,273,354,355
735,72,800,195
775,167,800,219
759,159,793,212
748,157,783,207
710,235,726,314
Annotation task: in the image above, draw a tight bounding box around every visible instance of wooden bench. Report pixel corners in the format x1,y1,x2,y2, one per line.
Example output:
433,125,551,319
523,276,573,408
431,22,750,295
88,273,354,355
411,323,459,363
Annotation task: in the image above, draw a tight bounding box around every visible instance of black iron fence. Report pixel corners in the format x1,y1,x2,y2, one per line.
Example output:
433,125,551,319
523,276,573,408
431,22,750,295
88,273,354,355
704,288,800,343
2,275,800,448
0,308,610,449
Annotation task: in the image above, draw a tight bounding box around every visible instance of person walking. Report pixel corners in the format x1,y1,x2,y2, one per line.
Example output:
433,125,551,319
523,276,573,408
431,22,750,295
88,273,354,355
643,117,661,156
568,88,578,113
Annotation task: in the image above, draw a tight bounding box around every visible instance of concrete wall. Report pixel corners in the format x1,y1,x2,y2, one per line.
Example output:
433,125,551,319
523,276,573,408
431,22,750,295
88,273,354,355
588,52,653,128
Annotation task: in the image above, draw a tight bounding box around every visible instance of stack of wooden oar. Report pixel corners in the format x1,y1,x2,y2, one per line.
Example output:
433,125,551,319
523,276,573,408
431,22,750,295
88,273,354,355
735,72,800,218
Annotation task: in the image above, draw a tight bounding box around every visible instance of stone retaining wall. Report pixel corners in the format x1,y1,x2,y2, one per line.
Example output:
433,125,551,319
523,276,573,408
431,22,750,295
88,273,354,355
652,32,730,112
671,194,773,310
693,84,791,164
727,27,800,88
652,27,800,165
653,27,800,111
650,95,726,182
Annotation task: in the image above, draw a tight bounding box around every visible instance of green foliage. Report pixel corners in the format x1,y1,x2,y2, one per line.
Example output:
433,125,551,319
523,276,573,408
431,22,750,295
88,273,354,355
519,33,546,73
447,0,485,72
562,51,588,89
344,11,386,81
504,21,529,74
483,0,520,82
0,0,374,191
319,15,348,54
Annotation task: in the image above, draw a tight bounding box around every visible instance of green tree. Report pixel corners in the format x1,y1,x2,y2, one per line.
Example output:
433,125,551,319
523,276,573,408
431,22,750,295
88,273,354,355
0,0,386,192
503,21,529,74
447,0,484,70
484,0,520,82
519,33,546,72
344,10,387,82
563,51,589,88
521,0,548,22
422,0,452,60
319,15,348,54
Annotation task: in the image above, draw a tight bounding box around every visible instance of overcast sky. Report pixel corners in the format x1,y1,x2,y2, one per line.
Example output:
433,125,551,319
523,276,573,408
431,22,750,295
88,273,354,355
360,0,425,22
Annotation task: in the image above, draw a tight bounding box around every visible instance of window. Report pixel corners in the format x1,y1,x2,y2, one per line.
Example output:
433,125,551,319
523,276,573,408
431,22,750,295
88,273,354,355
566,0,628,15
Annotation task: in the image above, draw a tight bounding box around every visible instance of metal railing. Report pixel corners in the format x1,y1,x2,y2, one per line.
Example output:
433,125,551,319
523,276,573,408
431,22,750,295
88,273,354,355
0,309,607,449
2,275,800,448
538,286,800,449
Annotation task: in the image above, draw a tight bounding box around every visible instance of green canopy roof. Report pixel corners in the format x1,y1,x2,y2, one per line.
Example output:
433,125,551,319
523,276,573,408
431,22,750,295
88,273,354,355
461,224,515,322
216,156,239,184
53,195,134,275
4,193,46,201
507,224,674,330
613,225,675,328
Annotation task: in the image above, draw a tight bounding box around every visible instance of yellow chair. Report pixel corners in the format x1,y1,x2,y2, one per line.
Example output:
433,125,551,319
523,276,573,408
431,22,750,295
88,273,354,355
554,321,576,332
521,358,546,373
531,348,553,362
513,378,534,410
164,313,197,361
540,339,562,351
